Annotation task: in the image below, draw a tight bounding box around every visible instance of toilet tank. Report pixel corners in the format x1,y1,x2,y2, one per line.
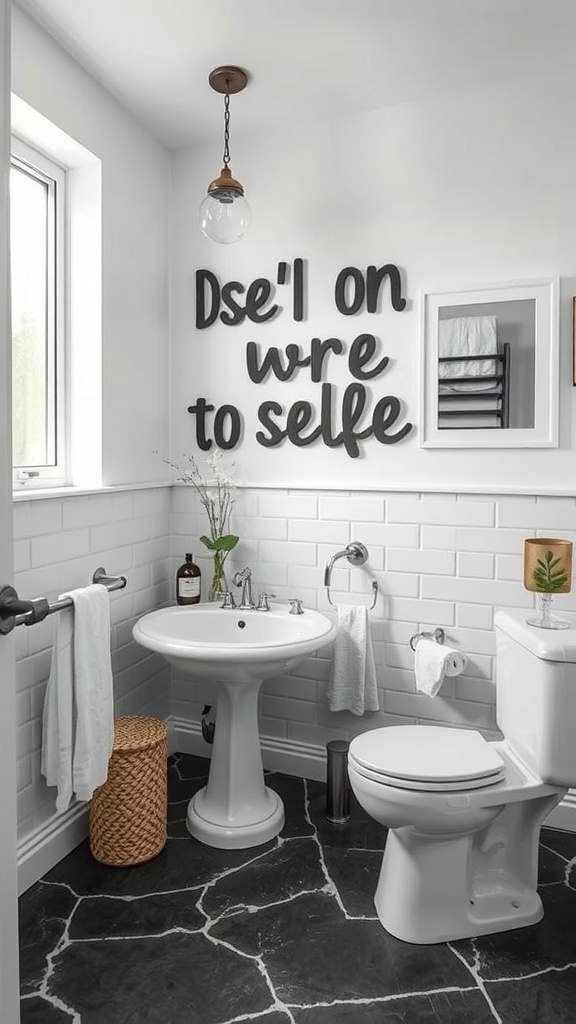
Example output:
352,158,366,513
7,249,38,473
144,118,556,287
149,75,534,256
495,609,576,786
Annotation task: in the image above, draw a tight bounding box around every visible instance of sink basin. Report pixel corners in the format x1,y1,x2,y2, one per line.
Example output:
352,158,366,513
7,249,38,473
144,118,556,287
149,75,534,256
133,603,337,850
133,604,337,682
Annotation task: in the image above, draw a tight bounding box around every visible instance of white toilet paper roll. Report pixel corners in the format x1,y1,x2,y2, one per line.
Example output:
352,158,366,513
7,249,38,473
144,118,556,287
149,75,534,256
414,638,467,697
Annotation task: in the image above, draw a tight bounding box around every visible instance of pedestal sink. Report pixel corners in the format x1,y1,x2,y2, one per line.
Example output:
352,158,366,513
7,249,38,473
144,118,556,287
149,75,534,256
133,604,337,849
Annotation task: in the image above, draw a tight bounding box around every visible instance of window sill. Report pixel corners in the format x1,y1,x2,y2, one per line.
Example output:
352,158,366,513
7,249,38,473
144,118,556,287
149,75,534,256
12,481,171,502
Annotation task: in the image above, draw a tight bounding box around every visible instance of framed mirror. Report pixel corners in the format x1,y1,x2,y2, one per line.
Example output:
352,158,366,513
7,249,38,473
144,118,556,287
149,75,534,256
419,278,559,448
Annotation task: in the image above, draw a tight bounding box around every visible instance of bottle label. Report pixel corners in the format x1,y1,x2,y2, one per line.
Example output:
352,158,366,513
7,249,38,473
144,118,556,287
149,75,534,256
178,578,200,598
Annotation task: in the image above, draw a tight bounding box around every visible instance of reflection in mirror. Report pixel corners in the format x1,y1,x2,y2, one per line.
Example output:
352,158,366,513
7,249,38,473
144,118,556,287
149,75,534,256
419,279,558,449
438,299,535,430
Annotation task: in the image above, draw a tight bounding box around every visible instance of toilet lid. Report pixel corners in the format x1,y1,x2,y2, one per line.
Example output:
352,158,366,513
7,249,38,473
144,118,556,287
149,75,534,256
348,726,506,791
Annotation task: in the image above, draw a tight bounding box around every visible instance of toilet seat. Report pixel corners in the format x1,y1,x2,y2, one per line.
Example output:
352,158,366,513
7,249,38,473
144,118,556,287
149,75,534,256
348,725,506,792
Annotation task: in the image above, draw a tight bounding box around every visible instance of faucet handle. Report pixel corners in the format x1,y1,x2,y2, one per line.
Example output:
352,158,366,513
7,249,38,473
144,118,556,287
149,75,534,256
256,592,276,611
219,591,237,609
288,598,304,615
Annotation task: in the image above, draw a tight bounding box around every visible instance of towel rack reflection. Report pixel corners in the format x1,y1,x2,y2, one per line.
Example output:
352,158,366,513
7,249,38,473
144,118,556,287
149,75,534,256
324,542,379,610
0,567,127,635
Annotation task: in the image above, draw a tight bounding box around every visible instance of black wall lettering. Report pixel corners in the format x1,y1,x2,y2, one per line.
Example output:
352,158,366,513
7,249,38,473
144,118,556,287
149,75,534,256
246,342,310,383
334,266,365,315
245,279,278,323
286,401,321,446
195,269,220,329
349,334,389,380
256,401,286,446
366,264,406,313
310,337,343,382
293,258,304,321
220,281,246,325
214,405,242,449
372,396,413,444
187,398,215,450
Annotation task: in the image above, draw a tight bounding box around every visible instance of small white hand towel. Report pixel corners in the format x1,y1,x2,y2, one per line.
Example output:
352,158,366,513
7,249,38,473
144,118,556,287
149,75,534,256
42,584,114,810
414,638,467,697
327,604,379,716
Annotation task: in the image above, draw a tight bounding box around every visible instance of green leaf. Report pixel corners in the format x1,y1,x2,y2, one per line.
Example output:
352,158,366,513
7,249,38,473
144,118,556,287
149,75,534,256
211,534,239,552
199,535,217,551
532,551,569,592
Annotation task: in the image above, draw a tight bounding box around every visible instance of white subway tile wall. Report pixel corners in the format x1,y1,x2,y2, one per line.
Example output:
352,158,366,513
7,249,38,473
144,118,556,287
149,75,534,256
13,487,171,841
171,487,576,753
14,484,576,850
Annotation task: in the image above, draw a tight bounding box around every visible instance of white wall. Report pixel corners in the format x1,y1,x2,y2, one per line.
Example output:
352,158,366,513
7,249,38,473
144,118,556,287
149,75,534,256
11,5,171,486
170,69,576,492
10,10,173,890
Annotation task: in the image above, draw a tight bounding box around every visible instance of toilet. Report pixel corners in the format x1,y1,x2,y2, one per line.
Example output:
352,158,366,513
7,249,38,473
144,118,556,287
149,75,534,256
348,609,576,944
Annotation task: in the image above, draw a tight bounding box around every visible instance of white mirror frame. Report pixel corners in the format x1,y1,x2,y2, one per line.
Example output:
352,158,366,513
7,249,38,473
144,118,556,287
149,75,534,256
419,277,559,448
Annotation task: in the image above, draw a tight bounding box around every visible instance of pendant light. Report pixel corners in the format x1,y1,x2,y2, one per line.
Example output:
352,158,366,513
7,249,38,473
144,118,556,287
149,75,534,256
199,65,251,245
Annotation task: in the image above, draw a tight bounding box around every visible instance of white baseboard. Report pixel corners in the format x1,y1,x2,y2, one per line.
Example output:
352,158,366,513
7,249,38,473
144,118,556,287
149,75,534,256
171,716,576,830
17,803,88,895
170,716,328,783
17,722,574,894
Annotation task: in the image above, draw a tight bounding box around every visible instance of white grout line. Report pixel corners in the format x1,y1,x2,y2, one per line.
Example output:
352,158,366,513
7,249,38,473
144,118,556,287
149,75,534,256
447,942,504,1024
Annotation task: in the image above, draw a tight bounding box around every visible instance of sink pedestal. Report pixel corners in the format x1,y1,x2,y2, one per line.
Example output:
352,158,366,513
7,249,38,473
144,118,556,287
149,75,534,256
186,675,285,849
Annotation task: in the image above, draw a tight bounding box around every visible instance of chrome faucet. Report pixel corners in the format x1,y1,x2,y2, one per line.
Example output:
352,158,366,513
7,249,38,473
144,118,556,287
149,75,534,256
233,567,255,610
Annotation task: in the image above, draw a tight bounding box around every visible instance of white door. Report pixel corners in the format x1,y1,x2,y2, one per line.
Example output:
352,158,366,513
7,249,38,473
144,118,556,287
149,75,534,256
0,1,22,1020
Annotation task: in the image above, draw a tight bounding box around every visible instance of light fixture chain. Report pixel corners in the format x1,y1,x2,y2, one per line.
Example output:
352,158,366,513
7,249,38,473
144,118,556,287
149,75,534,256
223,90,231,167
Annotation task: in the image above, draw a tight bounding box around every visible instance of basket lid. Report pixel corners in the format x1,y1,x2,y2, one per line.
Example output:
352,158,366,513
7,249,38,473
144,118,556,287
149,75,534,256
113,715,168,753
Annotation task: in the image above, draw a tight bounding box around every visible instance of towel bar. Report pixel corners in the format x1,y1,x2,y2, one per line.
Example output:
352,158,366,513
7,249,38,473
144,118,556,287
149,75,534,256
409,627,445,652
0,567,127,635
324,542,379,610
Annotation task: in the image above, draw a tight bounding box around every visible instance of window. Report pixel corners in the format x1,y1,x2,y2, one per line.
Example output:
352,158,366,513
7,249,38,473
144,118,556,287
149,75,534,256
10,138,68,488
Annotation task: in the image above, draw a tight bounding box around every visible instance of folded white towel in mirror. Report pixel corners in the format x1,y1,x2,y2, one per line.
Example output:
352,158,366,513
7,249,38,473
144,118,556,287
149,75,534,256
438,314,497,392
414,638,467,698
327,604,379,716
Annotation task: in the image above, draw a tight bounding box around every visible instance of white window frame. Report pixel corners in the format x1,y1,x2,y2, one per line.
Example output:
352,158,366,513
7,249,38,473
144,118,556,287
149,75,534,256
10,136,69,489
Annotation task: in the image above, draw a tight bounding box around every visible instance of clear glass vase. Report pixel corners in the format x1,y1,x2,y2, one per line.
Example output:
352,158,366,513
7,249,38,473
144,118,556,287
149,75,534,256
209,551,228,602
526,593,571,630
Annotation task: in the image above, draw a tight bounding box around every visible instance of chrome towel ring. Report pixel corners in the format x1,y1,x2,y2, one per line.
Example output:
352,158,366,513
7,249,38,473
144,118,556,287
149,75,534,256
324,542,379,610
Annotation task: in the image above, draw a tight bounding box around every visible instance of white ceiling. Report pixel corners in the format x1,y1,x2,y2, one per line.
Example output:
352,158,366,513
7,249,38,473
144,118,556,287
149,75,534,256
14,0,576,150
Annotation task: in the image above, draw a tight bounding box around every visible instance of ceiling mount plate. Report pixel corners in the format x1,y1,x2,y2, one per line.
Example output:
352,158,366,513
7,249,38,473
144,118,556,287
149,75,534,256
208,66,248,95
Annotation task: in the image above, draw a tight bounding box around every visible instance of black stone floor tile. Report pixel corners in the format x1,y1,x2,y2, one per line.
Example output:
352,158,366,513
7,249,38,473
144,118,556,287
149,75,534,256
20,995,73,1024
452,882,576,981
69,888,205,939
19,753,576,1024
45,830,275,898
291,988,498,1023
202,836,327,919
19,880,77,995
486,966,576,1024
49,933,273,1024
540,826,576,862
538,843,571,885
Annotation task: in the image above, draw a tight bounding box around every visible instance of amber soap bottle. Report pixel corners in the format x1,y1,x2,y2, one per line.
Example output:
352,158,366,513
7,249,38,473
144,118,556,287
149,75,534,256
176,553,201,605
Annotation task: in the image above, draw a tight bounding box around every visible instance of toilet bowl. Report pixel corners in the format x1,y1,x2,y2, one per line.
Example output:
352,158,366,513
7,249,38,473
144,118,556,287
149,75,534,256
348,609,576,944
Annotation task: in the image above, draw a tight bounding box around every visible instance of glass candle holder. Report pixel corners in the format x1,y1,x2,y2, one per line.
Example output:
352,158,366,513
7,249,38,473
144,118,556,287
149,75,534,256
523,538,573,629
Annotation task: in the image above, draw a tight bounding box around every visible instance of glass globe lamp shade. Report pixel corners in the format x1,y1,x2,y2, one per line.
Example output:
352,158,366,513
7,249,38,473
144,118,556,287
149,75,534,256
199,167,251,244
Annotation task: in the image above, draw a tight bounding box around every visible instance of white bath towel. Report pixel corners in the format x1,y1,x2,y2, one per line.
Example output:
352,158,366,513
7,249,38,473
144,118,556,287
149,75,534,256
414,638,467,698
438,315,498,392
327,604,379,716
42,584,114,810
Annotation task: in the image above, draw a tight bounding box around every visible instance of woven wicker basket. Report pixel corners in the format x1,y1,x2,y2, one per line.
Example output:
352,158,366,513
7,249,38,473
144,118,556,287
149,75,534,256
89,715,168,866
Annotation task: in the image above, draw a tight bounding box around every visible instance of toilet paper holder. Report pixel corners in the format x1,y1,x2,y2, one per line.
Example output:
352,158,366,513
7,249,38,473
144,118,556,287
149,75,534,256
409,627,445,652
